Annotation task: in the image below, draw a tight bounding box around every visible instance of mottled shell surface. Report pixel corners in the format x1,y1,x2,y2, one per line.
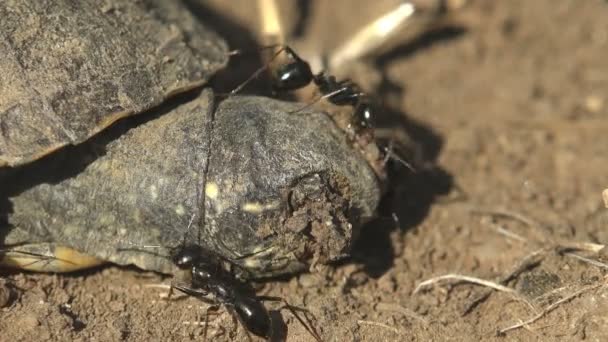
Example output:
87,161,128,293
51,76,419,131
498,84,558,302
0,0,228,167
2,91,381,277
0,0,383,278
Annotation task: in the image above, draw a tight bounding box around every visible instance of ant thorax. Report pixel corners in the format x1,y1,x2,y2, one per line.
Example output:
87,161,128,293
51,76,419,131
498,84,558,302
325,102,385,178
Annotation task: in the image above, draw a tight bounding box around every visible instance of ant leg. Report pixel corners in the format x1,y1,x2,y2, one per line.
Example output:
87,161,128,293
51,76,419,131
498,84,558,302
226,245,278,277
202,305,221,341
229,46,287,95
171,284,216,305
166,284,175,301
224,307,254,342
288,85,352,114
381,139,416,172
258,295,322,342
148,283,196,302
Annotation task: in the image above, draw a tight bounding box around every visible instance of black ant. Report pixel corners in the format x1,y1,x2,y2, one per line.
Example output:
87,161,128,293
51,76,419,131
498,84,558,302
231,45,376,134
228,44,391,178
120,214,319,340
166,243,322,341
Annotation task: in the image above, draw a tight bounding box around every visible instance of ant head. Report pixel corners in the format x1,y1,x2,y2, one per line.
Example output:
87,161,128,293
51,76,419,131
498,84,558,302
171,244,202,269
353,101,376,130
272,46,314,91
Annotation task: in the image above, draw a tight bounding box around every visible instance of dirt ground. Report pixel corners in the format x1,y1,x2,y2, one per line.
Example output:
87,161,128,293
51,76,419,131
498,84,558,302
2,0,608,341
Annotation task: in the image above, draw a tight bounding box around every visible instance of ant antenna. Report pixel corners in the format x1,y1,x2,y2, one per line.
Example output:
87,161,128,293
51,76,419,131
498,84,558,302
229,46,287,95
184,213,197,247
288,85,358,114
257,295,323,342
120,240,164,249
116,214,196,258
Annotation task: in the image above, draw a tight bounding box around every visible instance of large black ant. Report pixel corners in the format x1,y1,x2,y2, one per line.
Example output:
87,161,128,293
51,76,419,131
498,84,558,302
228,43,391,179
231,45,376,135
120,210,321,341
167,243,322,341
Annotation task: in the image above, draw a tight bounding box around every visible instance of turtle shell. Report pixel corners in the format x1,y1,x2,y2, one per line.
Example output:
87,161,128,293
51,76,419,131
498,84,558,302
0,0,384,278
1,90,382,277
0,0,228,167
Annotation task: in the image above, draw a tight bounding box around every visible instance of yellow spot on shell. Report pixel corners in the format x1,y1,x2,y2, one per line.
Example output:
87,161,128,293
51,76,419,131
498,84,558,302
175,204,186,216
244,258,262,268
205,182,219,199
241,201,279,214
150,185,158,200
1,246,103,273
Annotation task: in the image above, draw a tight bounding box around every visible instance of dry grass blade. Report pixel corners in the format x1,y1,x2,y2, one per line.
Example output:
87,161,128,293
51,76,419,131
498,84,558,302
556,242,605,254
413,274,516,294
562,252,608,270
461,248,545,315
498,280,605,335
469,208,540,228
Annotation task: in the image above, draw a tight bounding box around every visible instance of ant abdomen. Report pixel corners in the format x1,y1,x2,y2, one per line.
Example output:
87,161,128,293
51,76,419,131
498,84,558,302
272,61,314,91
233,296,272,338
270,46,314,92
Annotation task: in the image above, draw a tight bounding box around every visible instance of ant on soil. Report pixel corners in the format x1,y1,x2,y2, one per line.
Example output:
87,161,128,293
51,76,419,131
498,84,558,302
126,215,321,341
167,244,322,341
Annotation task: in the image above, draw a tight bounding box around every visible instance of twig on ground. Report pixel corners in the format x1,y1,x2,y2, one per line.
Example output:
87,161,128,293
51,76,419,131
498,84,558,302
473,207,608,272
461,248,545,316
414,274,516,294
562,252,608,270
469,208,540,229
498,280,605,335
490,223,528,243
556,242,605,254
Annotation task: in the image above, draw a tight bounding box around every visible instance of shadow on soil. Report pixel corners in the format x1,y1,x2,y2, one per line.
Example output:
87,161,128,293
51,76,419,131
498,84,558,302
351,26,466,278
183,4,466,279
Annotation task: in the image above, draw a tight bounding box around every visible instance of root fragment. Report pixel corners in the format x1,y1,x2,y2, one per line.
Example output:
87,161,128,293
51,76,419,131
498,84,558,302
498,280,605,335
414,274,517,295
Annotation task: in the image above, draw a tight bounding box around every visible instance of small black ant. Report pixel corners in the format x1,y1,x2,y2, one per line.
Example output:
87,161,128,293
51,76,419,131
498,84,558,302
232,45,376,134
167,244,322,341
120,214,320,340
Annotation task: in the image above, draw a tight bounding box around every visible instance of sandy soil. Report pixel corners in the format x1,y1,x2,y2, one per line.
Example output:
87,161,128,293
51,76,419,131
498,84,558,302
3,0,608,341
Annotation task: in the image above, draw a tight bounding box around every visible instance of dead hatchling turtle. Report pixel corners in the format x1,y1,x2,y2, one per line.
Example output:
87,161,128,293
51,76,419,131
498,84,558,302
0,0,383,278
